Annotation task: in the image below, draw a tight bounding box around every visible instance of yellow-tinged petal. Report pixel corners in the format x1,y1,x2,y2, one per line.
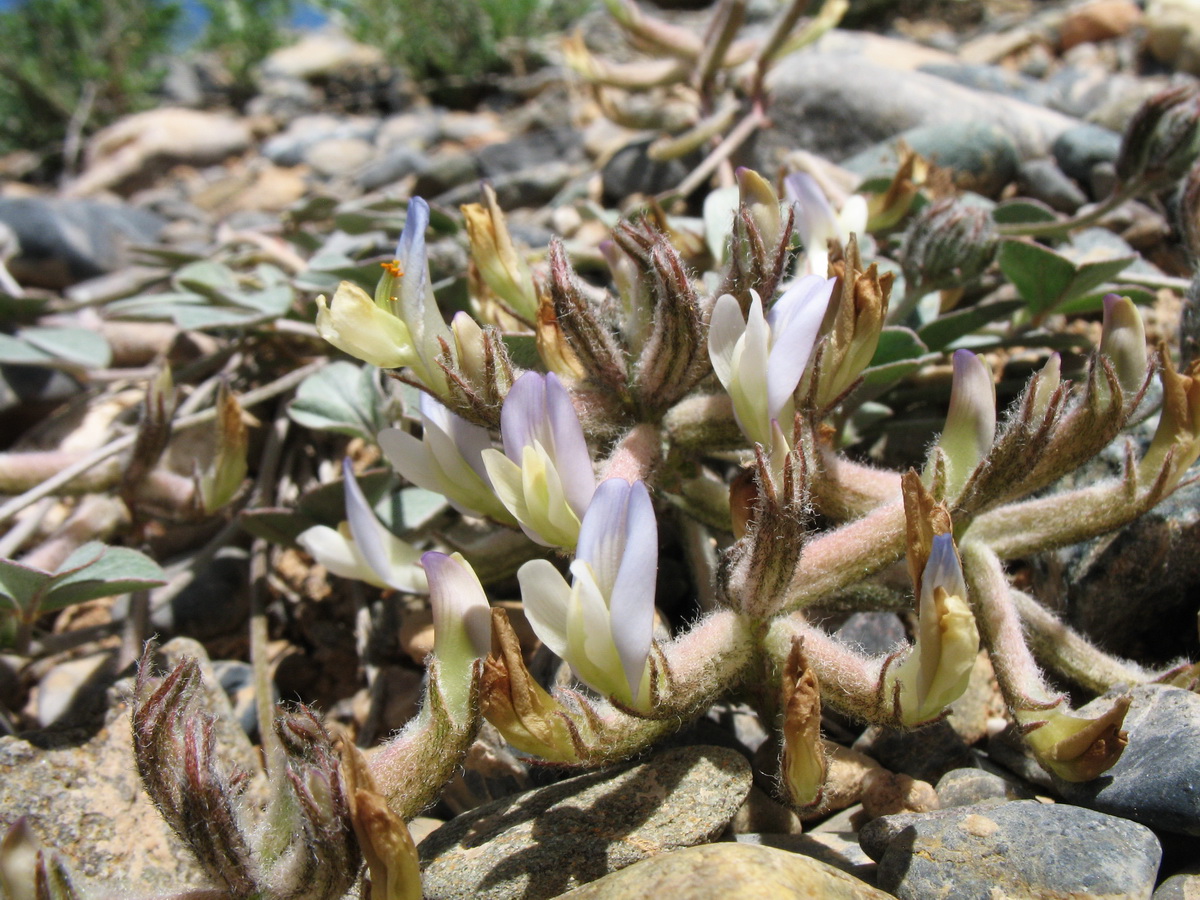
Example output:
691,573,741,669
316,281,416,369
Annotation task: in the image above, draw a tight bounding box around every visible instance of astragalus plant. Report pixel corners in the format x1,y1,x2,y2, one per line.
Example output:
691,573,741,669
132,165,1200,898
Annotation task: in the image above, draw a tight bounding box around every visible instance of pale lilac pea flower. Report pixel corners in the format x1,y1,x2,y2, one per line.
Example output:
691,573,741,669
482,371,596,549
296,458,428,594
379,393,517,526
936,349,996,497
708,276,835,448
518,478,658,708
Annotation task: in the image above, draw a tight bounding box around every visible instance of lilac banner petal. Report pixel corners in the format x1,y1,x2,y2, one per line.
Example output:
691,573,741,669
576,478,633,597
784,172,838,254
420,393,494,484
518,559,572,656
341,457,391,586
922,532,966,603
543,372,595,517
500,371,545,462
607,480,657,700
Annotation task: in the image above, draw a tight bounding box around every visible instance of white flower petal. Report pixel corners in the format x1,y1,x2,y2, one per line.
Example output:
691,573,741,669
297,525,383,587
518,558,572,656
708,293,747,390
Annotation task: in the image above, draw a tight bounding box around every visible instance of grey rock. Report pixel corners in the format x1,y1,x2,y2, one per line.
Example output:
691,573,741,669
1061,477,1200,662
303,136,375,179
418,745,752,900
34,652,117,729
475,128,583,179
918,63,1049,105
0,197,165,288
437,161,578,211
834,612,907,657
412,150,479,198
356,145,430,191
557,842,892,900
1054,685,1200,836
1016,158,1089,213
261,113,380,167
840,121,1018,198
1052,123,1122,196
935,767,1037,807
753,52,1078,170
1155,873,1200,899
862,801,1161,900
602,138,698,203
0,366,84,418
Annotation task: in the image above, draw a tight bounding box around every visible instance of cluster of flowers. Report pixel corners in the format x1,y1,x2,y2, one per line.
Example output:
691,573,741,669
129,167,1200,899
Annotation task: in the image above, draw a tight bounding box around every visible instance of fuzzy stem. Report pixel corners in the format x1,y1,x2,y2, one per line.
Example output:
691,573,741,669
768,499,907,615
599,423,663,484
1010,589,1149,693
765,613,891,722
811,445,902,520
965,476,1155,559
995,184,1139,239
960,542,1059,711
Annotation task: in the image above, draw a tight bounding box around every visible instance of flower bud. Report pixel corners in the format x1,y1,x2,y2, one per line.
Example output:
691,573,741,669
885,533,979,726
779,640,827,808
547,239,628,396
935,350,996,499
461,183,541,323
423,551,493,722
480,607,582,763
445,311,514,427
1099,294,1148,400
600,239,653,355
1017,695,1131,782
718,170,794,308
800,236,892,411
899,197,998,297
736,167,785,261
196,380,248,514
1116,82,1200,191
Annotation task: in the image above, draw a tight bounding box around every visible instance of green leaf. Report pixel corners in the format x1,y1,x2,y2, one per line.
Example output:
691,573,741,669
43,543,166,612
288,362,387,441
869,327,928,367
501,333,540,369
0,332,53,365
20,327,112,369
0,558,53,614
998,239,1135,315
1054,284,1156,317
173,260,240,300
992,199,1058,226
918,299,1025,351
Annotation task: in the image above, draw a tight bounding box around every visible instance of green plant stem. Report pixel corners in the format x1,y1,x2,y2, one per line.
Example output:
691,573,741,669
995,184,1140,239
0,358,326,529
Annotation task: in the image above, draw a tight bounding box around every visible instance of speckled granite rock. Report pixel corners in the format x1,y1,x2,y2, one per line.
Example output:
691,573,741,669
417,745,752,900
0,715,209,895
556,842,892,900
861,800,1161,900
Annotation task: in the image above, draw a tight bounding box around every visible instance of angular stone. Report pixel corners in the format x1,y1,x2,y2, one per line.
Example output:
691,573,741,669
557,842,892,900
1155,873,1200,900
418,745,752,900
862,801,1161,900
1054,685,1200,836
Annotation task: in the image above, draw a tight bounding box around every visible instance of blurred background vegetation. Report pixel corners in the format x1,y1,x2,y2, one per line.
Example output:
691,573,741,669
0,0,591,170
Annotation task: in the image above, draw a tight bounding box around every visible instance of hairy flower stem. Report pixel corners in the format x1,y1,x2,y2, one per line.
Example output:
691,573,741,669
1009,588,1149,693
765,499,907,616
811,446,902,520
600,423,663,484
765,613,888,722
964,472,1163,559
960,542,1059,710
